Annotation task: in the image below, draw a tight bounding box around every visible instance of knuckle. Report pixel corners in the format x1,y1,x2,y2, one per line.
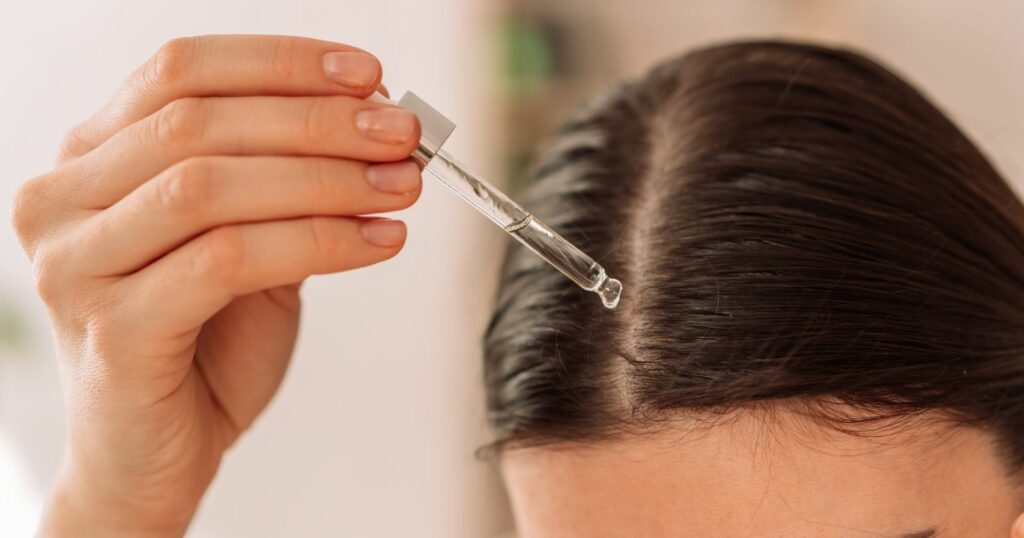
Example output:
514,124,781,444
10,178,41,239
302,96,336,146
154,97,208,145
10,174,52,250
307,216,338,261
193,226,245,283
58,124,92,161
146,37,196,87
309,158,336,201
267,38,298,81
156,157,214,215
32,243,67,306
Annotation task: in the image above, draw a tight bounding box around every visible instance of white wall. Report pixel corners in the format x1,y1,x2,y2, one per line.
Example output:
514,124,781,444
589,0,1024,193
0,0,511,536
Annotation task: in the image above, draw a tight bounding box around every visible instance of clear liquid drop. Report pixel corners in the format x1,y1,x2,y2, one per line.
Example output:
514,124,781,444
597,278,623,309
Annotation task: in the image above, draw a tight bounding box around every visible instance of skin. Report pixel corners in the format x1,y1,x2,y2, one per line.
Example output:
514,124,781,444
11,35,421,536
502,410,1024,537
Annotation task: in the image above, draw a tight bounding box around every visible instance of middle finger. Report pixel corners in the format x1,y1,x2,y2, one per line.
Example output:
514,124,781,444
63,95,421,208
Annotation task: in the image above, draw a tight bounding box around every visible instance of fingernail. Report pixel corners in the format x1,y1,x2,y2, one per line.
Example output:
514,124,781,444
322,51,380,90
355,107,417,144
365,161,421,194
361,219,406,247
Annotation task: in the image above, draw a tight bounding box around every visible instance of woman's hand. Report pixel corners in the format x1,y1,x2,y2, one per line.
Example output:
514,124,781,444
10,35,422,537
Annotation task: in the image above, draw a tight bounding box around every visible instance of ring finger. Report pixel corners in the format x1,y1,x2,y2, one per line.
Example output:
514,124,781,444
70,155,422,276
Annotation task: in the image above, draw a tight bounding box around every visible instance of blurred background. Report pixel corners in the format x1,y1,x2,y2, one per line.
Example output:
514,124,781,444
0,0,1021,536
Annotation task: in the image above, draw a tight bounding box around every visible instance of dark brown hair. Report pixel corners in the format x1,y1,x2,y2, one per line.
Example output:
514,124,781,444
483,41,1024,466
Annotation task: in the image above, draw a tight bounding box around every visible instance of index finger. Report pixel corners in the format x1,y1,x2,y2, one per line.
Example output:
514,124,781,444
58,34,386,164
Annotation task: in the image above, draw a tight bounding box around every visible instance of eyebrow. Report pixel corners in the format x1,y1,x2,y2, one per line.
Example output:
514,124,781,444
898,530,937,538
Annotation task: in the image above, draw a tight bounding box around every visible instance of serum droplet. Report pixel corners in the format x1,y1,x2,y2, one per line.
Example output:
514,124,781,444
597,278,623,309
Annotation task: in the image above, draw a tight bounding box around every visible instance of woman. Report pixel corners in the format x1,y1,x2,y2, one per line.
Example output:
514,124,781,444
484,42,1024,536
12,36,1024,536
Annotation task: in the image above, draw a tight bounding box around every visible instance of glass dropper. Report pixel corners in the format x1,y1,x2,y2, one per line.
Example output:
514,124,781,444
374,91,623,309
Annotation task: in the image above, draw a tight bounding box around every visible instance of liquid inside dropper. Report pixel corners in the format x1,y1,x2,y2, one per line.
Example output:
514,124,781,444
424,149,623,309
503,214,623,309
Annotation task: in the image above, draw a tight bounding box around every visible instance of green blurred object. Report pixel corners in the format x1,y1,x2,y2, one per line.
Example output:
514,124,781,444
0,297,29,355
502,17,555,95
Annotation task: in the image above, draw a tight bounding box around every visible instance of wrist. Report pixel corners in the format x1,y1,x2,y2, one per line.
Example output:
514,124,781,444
38,460,194,538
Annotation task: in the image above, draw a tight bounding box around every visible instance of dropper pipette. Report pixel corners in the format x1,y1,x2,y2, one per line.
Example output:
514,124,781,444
373,92,623,309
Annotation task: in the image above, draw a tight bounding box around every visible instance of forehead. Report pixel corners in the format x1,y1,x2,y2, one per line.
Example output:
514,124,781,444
500,411,1020,537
